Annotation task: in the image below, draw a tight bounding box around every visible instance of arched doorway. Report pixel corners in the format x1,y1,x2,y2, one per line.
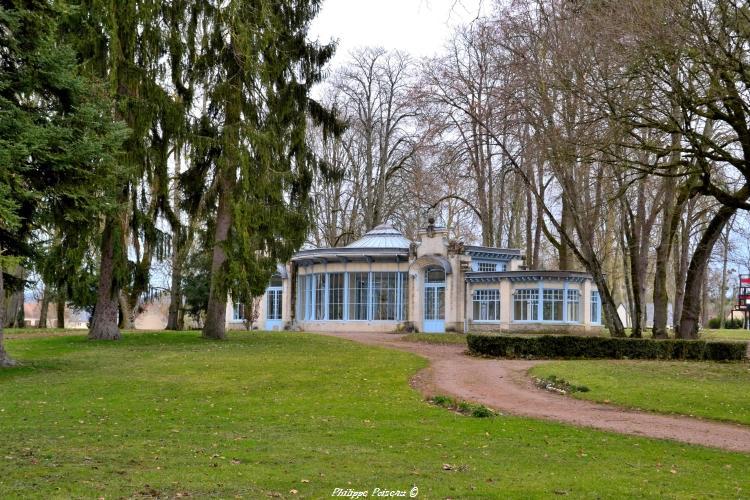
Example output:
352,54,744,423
423,266,445,333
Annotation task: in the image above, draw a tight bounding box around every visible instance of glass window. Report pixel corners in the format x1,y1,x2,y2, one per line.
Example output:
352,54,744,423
566,289,580,322
473,289,500,321
232,301,244,321
543,289,563,321
425,267,445,283
267,289,282,320
314,273,326,320
372,272,398,320
347,272,369,320
513,289,538,321
328,273,345,320
477,262,496,272
296,275,306,320
269,274,283,287
591,290,601,324
424,286,445,320
398,272,407,320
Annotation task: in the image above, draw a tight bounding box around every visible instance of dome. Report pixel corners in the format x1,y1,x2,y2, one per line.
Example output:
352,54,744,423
345,224,412,249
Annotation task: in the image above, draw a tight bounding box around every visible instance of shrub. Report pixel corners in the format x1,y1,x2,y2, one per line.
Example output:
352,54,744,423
707,317,744,329
431,395,453,407
467,334,748,361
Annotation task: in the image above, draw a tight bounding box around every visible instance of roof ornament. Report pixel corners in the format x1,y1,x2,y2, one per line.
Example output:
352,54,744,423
426,216,436,238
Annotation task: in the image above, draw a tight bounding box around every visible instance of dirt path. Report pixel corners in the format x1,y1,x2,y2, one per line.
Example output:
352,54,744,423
318,331,750,454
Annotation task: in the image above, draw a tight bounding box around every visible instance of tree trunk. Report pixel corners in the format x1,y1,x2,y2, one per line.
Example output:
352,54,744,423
619,229,634,331
56,289,65,329
653,74,683,339
673,207,692,329
558,198,573,269
524,184,533,268
652,185,685,338
118,291,135,330
89,219,121,340
678,205,737,339
701,265,710,328
590,256,626,337
203,75,242,340
628,247,643,338
166,258,183,330
4,268,23,328
718,220,733,329
533,159,545,270
38,286,50,328
202,167,233,340
0,257,16,367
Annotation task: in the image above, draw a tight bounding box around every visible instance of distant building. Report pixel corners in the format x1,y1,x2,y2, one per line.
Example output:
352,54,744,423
228,220,604,334
23,302,88,329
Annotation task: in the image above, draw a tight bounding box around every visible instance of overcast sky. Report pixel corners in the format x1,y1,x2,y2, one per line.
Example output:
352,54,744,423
309,0,489,67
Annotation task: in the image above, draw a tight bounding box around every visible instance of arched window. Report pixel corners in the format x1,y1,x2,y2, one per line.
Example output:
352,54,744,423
269,274,283,288
424,267,445,283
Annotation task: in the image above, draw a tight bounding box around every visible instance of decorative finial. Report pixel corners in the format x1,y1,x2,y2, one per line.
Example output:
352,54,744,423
426,217,435,237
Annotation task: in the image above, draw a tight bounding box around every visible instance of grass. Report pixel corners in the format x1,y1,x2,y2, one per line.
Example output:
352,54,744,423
402,333,468,345
0,330,748,498
700,328,750,341
530,360,750,425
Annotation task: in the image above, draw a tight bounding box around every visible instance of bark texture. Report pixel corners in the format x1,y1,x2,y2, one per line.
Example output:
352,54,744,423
56,290,65,329
88,220,121,340
678,205,737,339
202,167,234,340
0,261,16,367
166,260,183,330
38,286,49,328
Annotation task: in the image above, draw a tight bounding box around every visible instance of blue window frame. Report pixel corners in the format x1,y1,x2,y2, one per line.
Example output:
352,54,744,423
298,271,407,322
513,289,539,321
328,273,345,320
475,261,507,272
543,289,564,321
267,289,282,320
591,290,601,324
566,289,580,323
347,272,369,320
473,289,500,322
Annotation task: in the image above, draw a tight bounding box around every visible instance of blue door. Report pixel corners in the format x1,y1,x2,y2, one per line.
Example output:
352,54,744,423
266,287,283,330
423,266,446,333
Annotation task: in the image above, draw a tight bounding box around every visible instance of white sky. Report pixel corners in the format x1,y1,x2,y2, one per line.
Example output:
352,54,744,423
309,0,489,67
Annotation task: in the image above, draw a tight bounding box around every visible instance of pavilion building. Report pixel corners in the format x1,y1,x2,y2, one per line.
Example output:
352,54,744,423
227,220,604,334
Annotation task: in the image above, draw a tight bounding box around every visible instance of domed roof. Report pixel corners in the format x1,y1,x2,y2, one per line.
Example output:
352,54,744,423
345,224,412,249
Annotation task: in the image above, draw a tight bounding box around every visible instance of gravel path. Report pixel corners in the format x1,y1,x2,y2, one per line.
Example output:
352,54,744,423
318,331,750,454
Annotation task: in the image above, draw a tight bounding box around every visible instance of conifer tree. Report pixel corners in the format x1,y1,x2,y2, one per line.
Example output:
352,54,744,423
190,0,340,339
66,0,192,339
0,0,126,364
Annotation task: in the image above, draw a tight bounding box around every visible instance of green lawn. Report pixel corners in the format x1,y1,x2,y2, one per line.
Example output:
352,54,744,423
700,328,750,341
1,331,749,498
530,360,750,425
402,333,468,345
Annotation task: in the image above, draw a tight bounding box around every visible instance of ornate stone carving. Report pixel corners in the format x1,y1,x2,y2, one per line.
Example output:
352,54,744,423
447,239,465,256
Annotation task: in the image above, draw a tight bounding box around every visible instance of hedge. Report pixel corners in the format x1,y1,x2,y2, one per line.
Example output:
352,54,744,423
467,333,748,361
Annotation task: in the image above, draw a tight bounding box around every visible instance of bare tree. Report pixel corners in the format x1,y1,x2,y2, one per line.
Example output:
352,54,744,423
333,48,420,232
